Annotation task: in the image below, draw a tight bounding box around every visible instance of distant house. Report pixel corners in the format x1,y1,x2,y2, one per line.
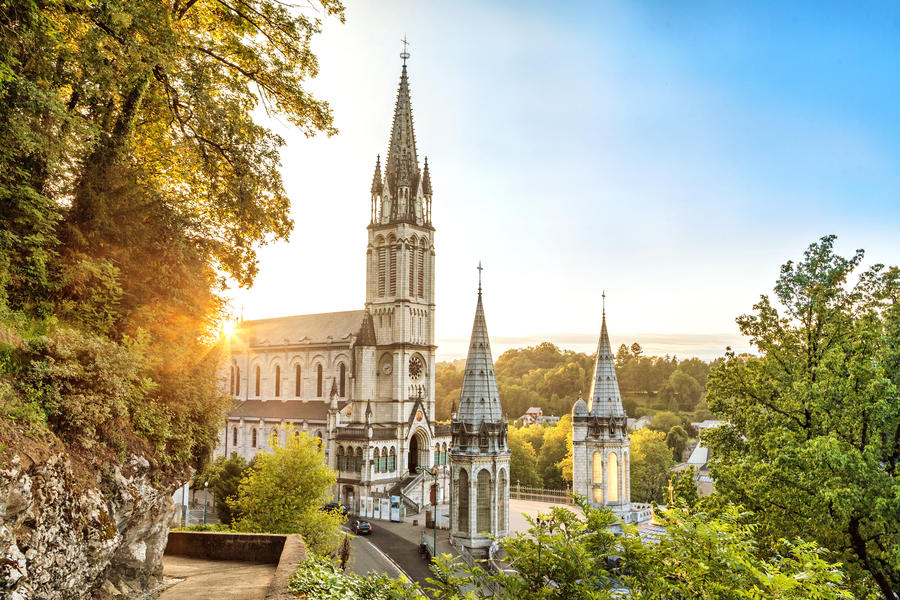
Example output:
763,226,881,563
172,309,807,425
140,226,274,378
691,419,723,434
516,407,560,427
627,416,652,431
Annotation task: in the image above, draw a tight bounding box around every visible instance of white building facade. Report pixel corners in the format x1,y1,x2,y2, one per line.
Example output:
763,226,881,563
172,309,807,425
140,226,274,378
216,56,450,515
450,278,511,557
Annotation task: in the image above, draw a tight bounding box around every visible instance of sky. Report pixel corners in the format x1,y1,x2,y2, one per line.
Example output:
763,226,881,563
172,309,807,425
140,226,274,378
228,0,900,361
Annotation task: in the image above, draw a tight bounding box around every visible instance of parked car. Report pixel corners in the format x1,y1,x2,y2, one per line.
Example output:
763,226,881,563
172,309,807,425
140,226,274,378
320,502,349,517
351,519,372,535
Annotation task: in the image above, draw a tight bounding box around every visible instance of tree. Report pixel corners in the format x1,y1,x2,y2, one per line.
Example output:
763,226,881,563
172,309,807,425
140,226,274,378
194,453,248,526
706,236,900,599
629,428,673,503
647,411,681,433
423,500,854,600
230,429,341,554
670,466,699,509
630,342,643,357
508,432,542,488
536,415,572,489
665,425,688,462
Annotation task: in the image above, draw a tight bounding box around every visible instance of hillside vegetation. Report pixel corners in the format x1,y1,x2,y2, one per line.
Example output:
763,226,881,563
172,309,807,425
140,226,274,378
436,342,717,422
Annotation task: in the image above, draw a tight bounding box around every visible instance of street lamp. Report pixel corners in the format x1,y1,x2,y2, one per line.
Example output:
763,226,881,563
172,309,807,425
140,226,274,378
203,480,209,525
416,465,439,560
536,516,556,588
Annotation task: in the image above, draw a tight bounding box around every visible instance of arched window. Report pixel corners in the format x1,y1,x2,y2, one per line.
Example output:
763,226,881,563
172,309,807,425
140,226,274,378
477,469,491,533
442,442,447,464
251,428,257,448
498,470,508,533
417,244,425,298
434,443,440,467
339,363,346,397
316,431,323,445
295,365,302,396
607,452,619,502
356,448,363,472
254,366,260,397
592,452,603,504
274,365,281,397
316,364,323,397
232,427,238,446
229,366,234,395
388,238,397,295
409,237,416,297
389,447,396,471
381,448,388,472
234,366,240,396
377,237,387,296
457,469,469,533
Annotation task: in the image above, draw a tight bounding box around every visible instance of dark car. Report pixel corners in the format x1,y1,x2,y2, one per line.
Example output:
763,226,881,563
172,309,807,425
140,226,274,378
321,501,349,517
351,519,372,535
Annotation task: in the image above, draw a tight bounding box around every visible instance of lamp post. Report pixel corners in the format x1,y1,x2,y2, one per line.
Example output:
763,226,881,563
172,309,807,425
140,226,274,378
417,465,439,560
203,480,209,525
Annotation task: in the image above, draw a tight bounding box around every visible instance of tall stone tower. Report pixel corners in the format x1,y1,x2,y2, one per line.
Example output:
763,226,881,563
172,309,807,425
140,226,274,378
450,271,510,557
364,53,437,433
572,296,635,517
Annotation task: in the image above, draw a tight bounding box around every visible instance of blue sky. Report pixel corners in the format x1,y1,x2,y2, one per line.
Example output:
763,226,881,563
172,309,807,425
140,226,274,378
230,0,900,360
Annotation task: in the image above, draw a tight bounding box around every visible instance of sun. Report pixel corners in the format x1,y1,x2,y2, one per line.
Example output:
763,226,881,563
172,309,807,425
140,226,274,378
221,320,237,337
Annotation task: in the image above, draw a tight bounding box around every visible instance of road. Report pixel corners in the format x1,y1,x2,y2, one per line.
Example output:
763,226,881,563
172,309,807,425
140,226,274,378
343,525,435,596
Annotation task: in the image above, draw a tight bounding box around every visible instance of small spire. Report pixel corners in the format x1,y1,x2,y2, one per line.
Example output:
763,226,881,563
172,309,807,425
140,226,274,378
602,290,606,320
371,154,383,195
422,156,432,196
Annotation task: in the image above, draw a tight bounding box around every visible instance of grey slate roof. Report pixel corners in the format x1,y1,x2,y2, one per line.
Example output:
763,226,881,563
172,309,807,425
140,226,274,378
588,314,627,418
234,310,368,347
228,399,334,421
456,290,503,425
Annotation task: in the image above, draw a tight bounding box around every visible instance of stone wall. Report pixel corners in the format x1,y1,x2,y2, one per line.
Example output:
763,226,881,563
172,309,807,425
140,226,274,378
0,448,175,600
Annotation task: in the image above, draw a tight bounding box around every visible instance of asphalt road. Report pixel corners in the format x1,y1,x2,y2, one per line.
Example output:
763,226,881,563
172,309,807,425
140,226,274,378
343,525,435,596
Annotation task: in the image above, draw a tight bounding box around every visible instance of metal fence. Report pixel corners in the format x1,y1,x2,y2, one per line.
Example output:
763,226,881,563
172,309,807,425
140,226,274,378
509,483,574,505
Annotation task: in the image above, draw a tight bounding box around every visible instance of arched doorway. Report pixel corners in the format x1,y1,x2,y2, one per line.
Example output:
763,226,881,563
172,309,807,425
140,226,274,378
408,429,428,475
408,433,419,473
343,485,355,514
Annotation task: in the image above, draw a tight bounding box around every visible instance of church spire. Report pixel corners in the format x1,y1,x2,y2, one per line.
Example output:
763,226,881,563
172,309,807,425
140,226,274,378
588,297,626,418
422,156,432,197
456,266,503,424
383,48,421,219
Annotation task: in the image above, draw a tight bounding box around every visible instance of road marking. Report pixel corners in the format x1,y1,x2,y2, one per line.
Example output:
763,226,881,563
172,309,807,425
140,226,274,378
342,527,410,581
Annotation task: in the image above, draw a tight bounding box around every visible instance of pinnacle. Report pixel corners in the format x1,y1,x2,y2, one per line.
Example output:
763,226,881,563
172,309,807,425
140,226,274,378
456,285,503,425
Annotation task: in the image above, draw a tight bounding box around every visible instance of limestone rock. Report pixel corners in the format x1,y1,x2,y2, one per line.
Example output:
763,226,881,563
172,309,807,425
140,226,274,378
0,451,177,599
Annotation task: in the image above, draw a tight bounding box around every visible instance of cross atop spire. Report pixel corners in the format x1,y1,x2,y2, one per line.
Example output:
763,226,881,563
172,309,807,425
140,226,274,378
477,261,483,297
400,36,410,65
602,289,606,319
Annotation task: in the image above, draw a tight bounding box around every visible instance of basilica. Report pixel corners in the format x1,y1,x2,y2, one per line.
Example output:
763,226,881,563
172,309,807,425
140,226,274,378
216,54,451,516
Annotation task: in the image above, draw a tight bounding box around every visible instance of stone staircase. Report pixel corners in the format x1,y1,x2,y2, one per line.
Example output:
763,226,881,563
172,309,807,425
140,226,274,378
391,472,425,513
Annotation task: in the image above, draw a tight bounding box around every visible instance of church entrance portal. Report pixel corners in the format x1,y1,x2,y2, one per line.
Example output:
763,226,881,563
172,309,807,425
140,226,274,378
408,434,419,474
408,430,428,475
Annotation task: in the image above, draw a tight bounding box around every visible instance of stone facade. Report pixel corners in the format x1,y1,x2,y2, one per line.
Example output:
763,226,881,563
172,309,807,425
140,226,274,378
216,57,450,515
572,303,651,524
450,279,511,557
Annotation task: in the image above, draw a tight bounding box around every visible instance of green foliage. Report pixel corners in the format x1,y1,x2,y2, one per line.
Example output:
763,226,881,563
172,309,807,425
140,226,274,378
230,429,341,554
630,429,674,503
665,425,688,462
0,0,344,480
193,453,249,525
670,466,699,509
706,236,900,599
424,500,855,599
289,554,419,600
647,410,682,433
508,427,542,487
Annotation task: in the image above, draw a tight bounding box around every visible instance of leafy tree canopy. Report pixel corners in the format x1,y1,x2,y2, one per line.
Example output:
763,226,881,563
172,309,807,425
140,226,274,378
706,235,900,599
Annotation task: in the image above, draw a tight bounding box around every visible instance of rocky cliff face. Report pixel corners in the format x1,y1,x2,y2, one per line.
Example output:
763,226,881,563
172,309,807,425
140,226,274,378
1,446,175,599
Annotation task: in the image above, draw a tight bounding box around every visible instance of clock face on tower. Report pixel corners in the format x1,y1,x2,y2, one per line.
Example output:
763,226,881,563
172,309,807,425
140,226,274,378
408,356,424,381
